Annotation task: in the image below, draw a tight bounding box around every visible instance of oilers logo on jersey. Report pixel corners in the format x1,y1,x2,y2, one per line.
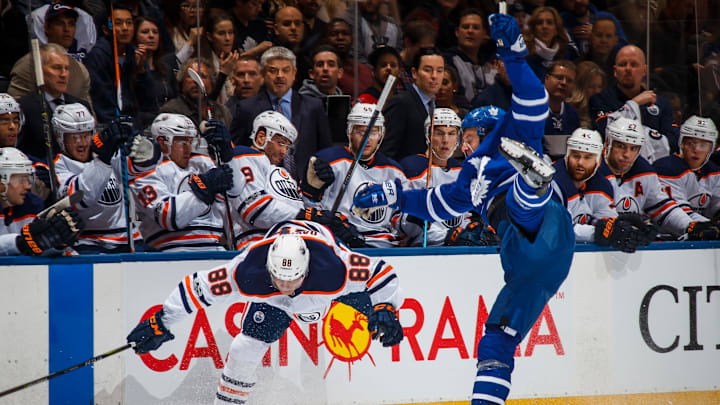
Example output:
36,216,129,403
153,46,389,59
269,168,302,201
442,216,464,228
177,173,212,217
469,156,492,207
616,196,641,214
98,176,122,206
689,193,710,211
573,213,593,225
296,312,322,322
354,182,387,224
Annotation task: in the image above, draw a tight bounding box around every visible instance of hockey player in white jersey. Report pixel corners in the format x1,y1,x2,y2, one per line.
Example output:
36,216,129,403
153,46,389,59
596,116,720,240
299,103,408,247
201,113,366,249
129,113,232,251
52,104,151,253
127,220,403,404
654,116,720,221
398,108,479,246
552,128,655,252
0,147,83,255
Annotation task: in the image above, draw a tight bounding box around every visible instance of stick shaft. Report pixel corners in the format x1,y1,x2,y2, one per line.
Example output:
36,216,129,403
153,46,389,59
422,101,435,248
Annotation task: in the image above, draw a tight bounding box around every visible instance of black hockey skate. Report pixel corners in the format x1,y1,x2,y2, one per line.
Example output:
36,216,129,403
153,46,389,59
499,137,554,196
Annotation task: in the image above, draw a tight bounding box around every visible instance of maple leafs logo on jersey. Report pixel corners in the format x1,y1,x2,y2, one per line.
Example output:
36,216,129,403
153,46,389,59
469,156,491,207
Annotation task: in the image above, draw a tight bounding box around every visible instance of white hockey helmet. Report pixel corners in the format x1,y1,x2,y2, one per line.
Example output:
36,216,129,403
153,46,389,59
680,115,717,147
0,147,34,204
424,108,461,160
0,93,24,129
250,110,298,150
52,103,95,152
604,117,644,163
346,103,385,137
266,234,310,281
566,128,603,163
151,113,198,145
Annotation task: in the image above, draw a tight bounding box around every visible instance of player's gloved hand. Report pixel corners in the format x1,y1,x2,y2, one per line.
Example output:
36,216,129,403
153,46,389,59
127,309,175,354
93,116,137,164
352,179,403,220
301,156,335,201
297,207,365,247
445,221,497,246
594,213,657,253
686,221,720,241
16,208,84,255
201,120,234,163
488,13,527,58
32,164,51,201
367,303,403,347
189,165,233,205
128,135,161,167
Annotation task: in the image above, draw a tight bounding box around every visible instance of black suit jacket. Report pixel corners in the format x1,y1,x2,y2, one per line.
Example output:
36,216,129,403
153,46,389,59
230,88,332,179
381,87,429,161
17,91,91,161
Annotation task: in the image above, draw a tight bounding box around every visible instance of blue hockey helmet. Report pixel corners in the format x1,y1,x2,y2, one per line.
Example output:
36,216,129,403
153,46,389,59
461,106,506,135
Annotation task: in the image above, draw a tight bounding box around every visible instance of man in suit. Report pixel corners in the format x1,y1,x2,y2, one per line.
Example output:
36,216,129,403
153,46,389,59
381,47,444,161
230,46,332,180
17,43,91,161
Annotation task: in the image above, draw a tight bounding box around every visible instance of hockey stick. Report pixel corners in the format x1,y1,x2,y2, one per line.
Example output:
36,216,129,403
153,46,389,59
37,190,84,219
331,74,396,213
189,67,237,251
0,343,133,398
422,99,435,247
28,18,59,203
110,3,135,253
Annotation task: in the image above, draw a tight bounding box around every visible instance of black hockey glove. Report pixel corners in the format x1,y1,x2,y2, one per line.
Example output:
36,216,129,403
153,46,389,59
297,208,365,247
368,303,403,347
127,309,175,354
686,221,720,241
594,213,657,253
201,120,234,163
16,208,84,255
189,165,233,205
445,221,498,246
300,156,335,201
93,116,136,164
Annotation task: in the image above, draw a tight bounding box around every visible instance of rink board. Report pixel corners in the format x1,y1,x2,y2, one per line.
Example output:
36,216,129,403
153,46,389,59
0,243,719,404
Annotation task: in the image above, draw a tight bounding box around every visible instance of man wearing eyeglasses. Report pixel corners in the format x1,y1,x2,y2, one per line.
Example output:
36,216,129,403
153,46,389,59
543,60,580,160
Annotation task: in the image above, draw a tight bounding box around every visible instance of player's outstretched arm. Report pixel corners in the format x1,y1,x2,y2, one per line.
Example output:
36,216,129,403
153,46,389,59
594,213,657,253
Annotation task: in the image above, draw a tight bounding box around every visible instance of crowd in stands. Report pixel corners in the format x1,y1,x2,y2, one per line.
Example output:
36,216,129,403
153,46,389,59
1,0,720,255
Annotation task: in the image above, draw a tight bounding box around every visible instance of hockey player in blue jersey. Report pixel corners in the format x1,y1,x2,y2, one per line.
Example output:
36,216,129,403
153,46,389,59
353,13,574,405
460,105,506,157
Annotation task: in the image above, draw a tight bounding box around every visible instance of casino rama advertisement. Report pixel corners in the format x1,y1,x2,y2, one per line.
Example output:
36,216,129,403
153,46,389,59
1,247,719,404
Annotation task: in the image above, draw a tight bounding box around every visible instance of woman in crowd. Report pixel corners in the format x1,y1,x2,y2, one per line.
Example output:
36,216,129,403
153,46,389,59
165,0,205,63
134,16,178,129
436,65,468,119
524,6,577,80
567,61,606,128
200,10,239,104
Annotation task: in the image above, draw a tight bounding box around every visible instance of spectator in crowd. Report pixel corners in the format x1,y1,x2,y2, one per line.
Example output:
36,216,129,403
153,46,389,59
575,16,621,79
225,56,263,112
325,18,373,97
560,0,625,58
509,1,528,32
654,116,720,221
160,58,232,128
83,4,137,124
273,6,304,57
405,0,460,49
165,0,204,60
52,105,148,253
134,15,178,129
357,45,401,104
130,113,232,251
596,117,717,241
230,46,332,180
382,47,444,161
607,0,663,50
551,128,628,248
0,0,29,92
543,60,580,160
471,57,512,111
567,61,606,128
460,105,505,158
444,8,496,106
590,44,679,164
398,108,473,246
355,0,402,63
296,0,327,55
298,45,344,99
436,65,467,118
28,1,96,62
200,10,239,105
397,19,437,91
0,147,83,256
524,6,577,80
8,3,91,106
230,0,272,57
301,102,408,247
17,44,92,160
